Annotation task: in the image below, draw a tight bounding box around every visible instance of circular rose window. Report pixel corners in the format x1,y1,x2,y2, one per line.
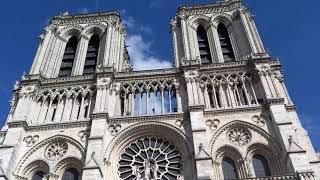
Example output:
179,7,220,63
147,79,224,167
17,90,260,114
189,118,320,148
118,137,182,180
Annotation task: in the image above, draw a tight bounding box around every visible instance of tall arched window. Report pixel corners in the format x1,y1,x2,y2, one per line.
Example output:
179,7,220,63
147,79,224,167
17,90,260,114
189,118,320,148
217,24,235,62
62,168,79,180
59,36,78,77
252,155,271,177
222,157,238,180
83,34,100,75
32,171,46,180
197,26,212,64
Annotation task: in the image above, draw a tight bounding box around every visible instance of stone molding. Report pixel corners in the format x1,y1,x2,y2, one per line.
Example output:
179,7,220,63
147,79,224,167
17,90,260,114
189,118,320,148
204,105,263,117
109,113,184,124
7,121,89,132
51,11,120,26
177,0,241,16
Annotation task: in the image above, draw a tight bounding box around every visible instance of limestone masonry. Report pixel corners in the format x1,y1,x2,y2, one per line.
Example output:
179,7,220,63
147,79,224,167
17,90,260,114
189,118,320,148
0,0,319,179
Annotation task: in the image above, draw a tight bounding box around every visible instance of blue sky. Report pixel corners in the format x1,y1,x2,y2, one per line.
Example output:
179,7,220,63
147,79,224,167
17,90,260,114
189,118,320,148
0,0,319,150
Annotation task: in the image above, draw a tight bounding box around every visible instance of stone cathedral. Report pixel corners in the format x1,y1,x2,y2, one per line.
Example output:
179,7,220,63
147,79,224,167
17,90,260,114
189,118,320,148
0,0,319,180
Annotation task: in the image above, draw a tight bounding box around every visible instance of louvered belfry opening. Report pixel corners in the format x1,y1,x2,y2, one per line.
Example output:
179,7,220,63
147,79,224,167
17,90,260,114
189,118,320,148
197,25,212,64
218,23,235,62
83,34,100,75
59,36,78,77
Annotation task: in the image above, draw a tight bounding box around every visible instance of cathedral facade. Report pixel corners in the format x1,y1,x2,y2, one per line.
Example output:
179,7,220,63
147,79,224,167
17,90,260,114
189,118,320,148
0,0,319,180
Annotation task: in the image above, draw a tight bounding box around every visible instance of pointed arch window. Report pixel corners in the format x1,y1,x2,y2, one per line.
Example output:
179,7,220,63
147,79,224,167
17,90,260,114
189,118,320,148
222,157,238,180
59,36,78,77
62,168,80,180
218,24,235,62
83,34,100,75
253,155,271,177
31,171,46,180
197,25,212,64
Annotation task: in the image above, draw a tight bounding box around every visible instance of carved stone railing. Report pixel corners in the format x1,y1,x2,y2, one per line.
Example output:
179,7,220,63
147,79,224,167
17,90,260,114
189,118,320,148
118,78,181,117
239,172,315,180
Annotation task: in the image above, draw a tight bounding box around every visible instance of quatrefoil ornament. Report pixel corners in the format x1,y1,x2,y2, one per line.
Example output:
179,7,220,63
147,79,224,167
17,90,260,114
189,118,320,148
252,115,266,127
108,124,122,136
206,119,220,131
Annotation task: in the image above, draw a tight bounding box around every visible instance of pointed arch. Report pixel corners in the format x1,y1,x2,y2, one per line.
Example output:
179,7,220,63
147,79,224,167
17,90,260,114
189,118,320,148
83,34,100,75
197,25,212,64
58,36,78,77
14,135,85,176
217,23,235,62
82,24,106,39
21,159,50,180
53,156,83,178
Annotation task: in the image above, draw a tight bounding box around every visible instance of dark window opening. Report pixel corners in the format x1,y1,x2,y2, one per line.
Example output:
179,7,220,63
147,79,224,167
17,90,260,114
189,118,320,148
59,36,78,77
218,24,235,62
253,155,271,177
32,171,46,180
84,105,88,118
222,157,239,180
197,26,212,64
83,34,99,75
62,168,79,180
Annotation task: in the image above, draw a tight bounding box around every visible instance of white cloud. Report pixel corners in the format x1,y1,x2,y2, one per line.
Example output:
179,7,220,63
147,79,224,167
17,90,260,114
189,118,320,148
123,16,153,35
126,35,172,71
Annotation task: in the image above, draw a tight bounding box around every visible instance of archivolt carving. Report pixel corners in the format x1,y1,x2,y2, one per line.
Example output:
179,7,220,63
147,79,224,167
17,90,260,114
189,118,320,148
187,14,212,30
211,13,233,27
14,135,84,175
214,145,243,162
209,120,282,155
104,121,195,180
21,159,50,179
58,25,83,41
52,156,83,175
82,23,107,38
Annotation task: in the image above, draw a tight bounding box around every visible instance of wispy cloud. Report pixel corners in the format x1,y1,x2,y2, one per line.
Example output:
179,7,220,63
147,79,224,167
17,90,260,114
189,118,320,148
122,14,153,35
121,13,171,70
126,35,172,70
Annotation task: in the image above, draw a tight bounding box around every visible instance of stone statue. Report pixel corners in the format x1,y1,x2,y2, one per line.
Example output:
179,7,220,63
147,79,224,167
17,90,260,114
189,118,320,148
142,159,159,180
133,165,142,180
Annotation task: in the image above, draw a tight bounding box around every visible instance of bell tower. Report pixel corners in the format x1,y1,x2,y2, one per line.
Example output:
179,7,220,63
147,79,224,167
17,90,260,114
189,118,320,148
170,0,320,179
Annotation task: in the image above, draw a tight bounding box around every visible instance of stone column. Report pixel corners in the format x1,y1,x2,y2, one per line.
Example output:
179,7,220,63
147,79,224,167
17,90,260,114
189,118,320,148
172,24,180,67
210,26,224,63
240,9,258,54
180,16,191,60
73,35,89,76
30,27,53,75
46,37,67,78
207,26,219,63
228,25,241,61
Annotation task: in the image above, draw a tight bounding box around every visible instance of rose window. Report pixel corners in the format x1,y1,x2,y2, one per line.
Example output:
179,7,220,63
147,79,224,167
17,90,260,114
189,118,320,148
118,137,182,180
227,128,252,146
45,140,68,161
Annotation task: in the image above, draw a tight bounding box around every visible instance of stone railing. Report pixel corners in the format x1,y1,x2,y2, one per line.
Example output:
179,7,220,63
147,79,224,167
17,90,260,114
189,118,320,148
239,172,315,180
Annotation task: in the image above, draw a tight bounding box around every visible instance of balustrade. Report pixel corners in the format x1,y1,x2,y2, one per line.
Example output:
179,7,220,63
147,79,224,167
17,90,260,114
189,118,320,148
201,72,261,110
119,79,180,116
27,86,95,125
